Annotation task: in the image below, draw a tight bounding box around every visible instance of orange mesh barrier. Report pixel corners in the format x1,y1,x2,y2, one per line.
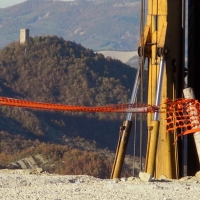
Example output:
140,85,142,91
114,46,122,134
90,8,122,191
2,96,200,138
0,96,158,113
165,98,200,141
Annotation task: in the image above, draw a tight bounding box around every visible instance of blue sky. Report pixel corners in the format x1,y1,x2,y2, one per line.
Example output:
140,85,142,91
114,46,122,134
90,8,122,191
0,0,26,8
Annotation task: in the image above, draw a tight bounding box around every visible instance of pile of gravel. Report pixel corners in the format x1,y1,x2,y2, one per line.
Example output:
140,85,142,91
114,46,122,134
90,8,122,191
0,169,200,199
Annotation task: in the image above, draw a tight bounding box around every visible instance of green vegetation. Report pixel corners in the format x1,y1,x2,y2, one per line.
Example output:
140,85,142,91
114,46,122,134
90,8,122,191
0,35,134,109
0,36,136,177
0,131,112,178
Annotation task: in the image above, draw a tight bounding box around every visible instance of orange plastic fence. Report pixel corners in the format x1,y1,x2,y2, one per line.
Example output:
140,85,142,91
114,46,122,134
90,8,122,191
165,98,200,140
1,96,200,138
0,96,158,113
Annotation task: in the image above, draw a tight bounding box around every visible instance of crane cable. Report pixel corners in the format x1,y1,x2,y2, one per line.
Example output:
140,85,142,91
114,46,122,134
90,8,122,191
140,0,146,172
132,0,146,175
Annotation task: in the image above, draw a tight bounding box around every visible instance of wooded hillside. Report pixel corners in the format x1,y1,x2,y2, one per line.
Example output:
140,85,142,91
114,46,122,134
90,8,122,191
0,36,137,177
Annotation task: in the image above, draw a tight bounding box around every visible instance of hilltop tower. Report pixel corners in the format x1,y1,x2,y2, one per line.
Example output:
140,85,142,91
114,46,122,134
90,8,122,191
20,29,29,44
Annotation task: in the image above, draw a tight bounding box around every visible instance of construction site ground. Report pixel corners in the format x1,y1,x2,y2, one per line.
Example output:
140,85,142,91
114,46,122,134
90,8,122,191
0,169,200,200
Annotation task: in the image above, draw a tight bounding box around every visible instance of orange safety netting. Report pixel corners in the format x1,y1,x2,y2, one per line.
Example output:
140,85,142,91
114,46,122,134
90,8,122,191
165,98,200,140
0,96,158,113
2,96,200,139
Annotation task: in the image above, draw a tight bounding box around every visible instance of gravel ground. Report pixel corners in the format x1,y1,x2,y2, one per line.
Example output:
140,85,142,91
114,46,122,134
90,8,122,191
0,169,200,200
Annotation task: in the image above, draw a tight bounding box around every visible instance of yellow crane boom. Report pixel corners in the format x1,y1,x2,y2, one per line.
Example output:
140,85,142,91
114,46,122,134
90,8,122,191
143,0,184,179
111,0,185,179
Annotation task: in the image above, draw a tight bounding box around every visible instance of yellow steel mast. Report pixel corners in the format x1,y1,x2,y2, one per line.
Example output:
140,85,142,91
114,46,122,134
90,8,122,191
142,0,184,179
111,0,184,179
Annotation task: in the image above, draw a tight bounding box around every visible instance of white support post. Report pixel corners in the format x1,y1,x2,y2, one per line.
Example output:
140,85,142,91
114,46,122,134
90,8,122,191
183,87,200,162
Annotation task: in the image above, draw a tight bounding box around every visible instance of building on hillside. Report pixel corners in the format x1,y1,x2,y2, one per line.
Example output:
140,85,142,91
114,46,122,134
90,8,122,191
20,29,29,44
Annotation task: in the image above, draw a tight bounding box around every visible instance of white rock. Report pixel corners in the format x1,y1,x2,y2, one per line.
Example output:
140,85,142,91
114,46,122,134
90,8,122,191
159,175,168,180
112,178,120,183
195,171,200,178
174,187,179,191
36,168,43,173
139,172,152,182
120,177,126,182
179,176,192,181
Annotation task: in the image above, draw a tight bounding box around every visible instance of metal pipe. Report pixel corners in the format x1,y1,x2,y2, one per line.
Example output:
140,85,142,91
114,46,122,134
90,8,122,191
154,57,165,120
145,57,164,177
126,62,141,121
111,59,144,179
110,120,132,179
145,120,160,177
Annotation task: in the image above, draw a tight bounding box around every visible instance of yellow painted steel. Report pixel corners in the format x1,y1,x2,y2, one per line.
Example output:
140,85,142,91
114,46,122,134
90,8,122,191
145,120,160,176
144,0,183,179
110,120,132,179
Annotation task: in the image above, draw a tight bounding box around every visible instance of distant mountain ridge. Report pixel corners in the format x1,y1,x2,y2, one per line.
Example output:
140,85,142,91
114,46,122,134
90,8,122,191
0,0,140,51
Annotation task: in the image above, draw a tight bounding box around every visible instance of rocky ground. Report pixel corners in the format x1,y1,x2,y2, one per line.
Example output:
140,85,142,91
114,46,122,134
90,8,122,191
0,169,200,200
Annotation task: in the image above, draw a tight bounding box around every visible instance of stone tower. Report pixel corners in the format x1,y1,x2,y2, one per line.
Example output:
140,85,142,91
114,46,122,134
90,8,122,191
20,29,29,44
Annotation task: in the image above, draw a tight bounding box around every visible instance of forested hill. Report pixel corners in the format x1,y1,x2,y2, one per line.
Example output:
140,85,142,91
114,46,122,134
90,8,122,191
0,36,137,177
0,36,134,107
